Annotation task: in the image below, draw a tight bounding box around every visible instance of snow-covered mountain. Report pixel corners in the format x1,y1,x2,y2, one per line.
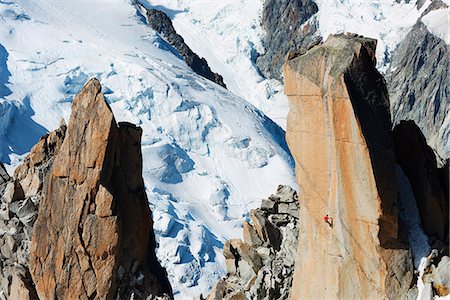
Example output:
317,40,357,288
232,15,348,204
138,0,449,161
0,0,296,297
0,0,448,298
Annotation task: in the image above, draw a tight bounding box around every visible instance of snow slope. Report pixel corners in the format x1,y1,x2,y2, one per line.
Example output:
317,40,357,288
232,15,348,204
315,0,433,72
1,0,445,297
0,0,296,298
422,6,450,45
138,0,290,129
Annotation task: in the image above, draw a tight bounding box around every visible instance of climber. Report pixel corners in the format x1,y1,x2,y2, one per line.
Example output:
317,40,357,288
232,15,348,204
323,214,333,227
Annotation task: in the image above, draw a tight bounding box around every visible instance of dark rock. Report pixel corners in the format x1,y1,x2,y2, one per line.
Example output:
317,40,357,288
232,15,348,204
143,6,226,88
250,209,281,251
256,0,321,80
387,21,449,164
393,120,448,241
260,199,277,213
208,185,299,300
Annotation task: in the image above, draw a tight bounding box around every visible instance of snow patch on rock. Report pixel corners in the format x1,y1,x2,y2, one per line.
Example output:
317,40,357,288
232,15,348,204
422,7,450,44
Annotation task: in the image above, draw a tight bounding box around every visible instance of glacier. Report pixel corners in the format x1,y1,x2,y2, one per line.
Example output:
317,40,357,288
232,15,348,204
1,0,448,298
0,0,296,298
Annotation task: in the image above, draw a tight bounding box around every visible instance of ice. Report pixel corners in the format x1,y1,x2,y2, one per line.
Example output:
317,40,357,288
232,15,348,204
422,7,450,45
0,0,296,297
315,0,431,72
139,0,291,129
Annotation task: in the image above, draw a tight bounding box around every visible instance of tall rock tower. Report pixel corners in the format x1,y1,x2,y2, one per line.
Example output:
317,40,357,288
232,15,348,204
29,78,172,300
283,34,413,299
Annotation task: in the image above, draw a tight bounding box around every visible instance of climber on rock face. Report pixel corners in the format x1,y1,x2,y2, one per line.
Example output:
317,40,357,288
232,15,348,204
323,214,333,227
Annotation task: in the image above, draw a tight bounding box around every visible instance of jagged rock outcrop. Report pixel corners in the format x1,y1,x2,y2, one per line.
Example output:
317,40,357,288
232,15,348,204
432,256,450,296
284,34,413,299
0,122,66,300
419,248,450,298
393,120,449,242
387,21,449,165
207,185,299,300
256,0,321,80
29,78,172,299
139,5,226,88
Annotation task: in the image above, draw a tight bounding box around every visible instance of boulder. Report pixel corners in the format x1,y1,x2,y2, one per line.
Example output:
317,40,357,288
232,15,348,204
224,239,262,282
256,0,321,80
0,163,9,186
140,5,226,88
250,210,281,250
260,199,277,213
243,221,263,248
283,33,413,299
208,185,299,300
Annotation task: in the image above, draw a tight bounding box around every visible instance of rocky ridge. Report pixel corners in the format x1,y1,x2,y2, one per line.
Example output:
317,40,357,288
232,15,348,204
256,0,320,80
0,123,66,299
29,78,172,300
256,0,449,166
387,20,449,165
134,2,226,88
0,78,172,299
207,185,299,300
393,120,449,243
284,33,413,299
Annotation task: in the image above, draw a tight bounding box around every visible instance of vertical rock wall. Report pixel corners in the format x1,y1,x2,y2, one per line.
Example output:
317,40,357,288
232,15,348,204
283,34,413,299
393,120,448,242
29,78,172,300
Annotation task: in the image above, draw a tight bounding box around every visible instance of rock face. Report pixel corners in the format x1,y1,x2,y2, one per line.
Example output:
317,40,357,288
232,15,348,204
387,21,449,165
0,122,66,300
207,185,299,300
432,256,450,296
284,34,413,299
393,120,448,242
256,0,321,80
29,78,172,299
142,6,226,88
420,248,450,298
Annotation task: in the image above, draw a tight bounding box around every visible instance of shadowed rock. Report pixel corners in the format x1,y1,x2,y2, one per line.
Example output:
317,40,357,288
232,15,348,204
207,185,299,300
256,0,321,80
387,21,449,165
29,78,172,300
393,120,449,242
143,6,226,88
